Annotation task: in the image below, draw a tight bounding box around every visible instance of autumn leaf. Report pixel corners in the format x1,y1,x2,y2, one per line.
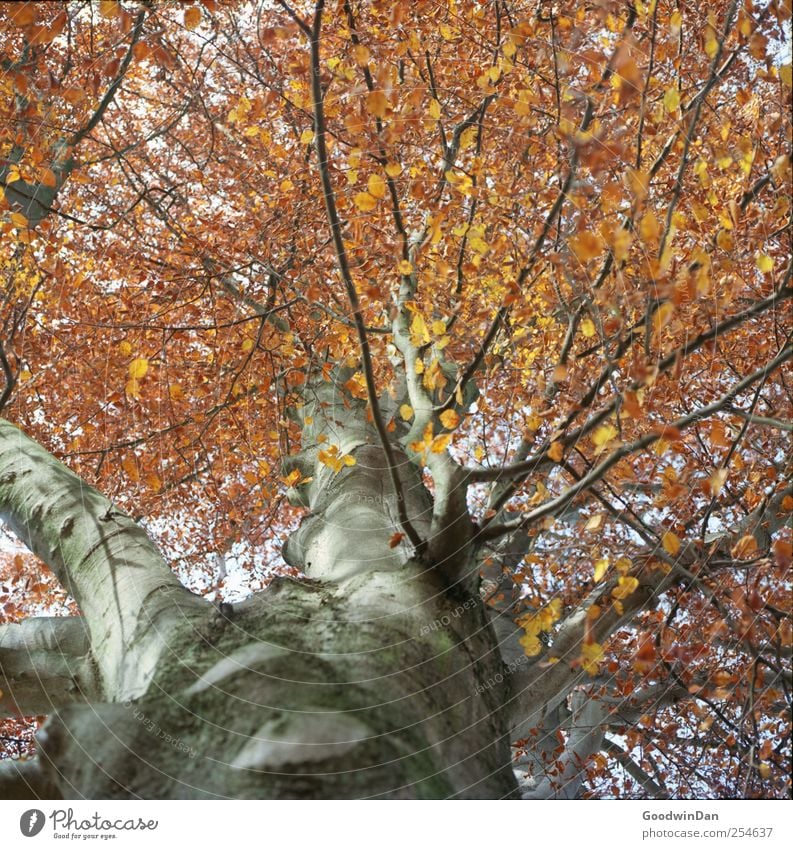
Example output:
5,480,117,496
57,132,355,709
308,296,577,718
662,531,681,556
388,532,405,548
612,575,639,600
569,230,602,262
592,424,617,450
593,558,609,582
318,445,357,474
439,409,460,430
663,87,681,112
367,173,386,199
184,6,202,30
547,441,564,462
410,313,430,347
353,192,378,211
128,358,149,380
352,45,370,66
366,90,388,118
731,534,758,560
580,642,605,675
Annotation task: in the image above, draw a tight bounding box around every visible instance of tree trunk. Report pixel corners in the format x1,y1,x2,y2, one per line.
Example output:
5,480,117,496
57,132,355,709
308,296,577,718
0,416,519,799
36,570,517,799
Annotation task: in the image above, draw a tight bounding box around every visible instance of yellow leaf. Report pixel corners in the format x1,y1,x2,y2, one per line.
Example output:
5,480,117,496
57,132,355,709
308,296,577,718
9,212,29,228
366,90,388,119
625,168,649,201
169,383,184,401
460,126,478,149
716,229,734,250
592,424,617,448
352,44,370,66
431,319,446,335
353,192,378,211
585,514,603,531
780,64,792,89
652,301,674,336
503,38,517,59
638,211,661,243
128,358,149,380
439,409,460,429
756,253,773,273
125,379,141,400
184,6,202,30
615,557,632,574
300,129,315,144
428,98,441,119
612,575,639,600
547,441,564,462
118,340,132,357
663,86,681,112
520,633,543,657
410,313,430,346
367,173,386,199
399,404,414,421
398,259,413,275
662,530,681,556
593,558,609,582
580,642,605,675
581,317,596,338
430,433,451,453
385,161,402,177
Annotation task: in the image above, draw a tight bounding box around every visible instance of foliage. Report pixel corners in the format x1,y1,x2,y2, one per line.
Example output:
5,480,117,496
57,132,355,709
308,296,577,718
1,0,791,798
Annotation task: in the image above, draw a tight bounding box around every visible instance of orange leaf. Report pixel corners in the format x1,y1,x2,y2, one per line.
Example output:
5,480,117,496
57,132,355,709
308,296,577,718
184,6,202,30
389,532,405,548
366,90,388,119
547,441,564,462
662,530,681,556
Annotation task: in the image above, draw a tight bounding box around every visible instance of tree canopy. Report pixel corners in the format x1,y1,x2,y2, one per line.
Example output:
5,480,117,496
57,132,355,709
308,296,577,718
1,0,791,799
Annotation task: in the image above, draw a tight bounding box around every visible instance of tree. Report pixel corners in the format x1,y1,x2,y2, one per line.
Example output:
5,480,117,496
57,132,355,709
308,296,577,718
0,0,790,800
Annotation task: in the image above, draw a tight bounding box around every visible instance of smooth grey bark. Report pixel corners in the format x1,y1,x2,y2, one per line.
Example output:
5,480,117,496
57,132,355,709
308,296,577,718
0,616,97,718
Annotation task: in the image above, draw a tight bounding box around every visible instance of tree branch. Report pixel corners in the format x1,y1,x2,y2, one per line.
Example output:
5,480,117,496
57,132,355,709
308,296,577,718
303,0,424,554
0,420,207,699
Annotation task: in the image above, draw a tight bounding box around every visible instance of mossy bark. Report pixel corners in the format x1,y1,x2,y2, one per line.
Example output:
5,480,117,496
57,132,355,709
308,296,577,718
34,572,518,799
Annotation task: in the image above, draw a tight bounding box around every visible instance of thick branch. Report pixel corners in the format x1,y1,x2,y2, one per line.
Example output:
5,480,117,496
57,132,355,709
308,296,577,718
303,0,423,553
0,419,205,698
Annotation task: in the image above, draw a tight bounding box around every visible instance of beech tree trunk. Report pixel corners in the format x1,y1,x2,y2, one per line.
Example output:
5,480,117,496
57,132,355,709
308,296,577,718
0,408,519,799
